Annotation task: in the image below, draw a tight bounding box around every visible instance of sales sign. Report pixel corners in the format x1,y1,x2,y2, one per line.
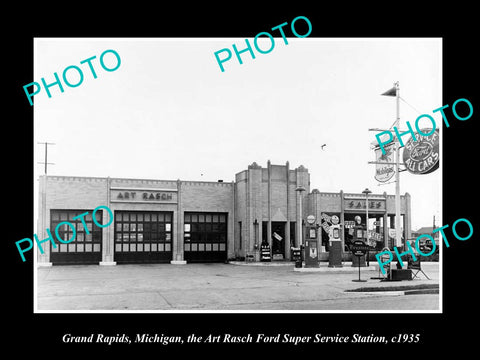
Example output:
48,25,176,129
344,199,385,212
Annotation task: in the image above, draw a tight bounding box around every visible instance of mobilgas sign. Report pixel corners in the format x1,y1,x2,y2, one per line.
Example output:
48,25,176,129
403,129,439,174
374,143,395,182
350,240,370,256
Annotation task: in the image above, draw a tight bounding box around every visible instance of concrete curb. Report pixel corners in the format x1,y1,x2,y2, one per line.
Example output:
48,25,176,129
228,261,378,273
353,288,439,296
229,261,378,271
346,283,439,293
404,289,439,295
227,261,439,275
293,265,378,272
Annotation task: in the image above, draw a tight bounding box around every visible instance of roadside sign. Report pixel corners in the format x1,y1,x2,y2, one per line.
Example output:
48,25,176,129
350,240,368,282
350,240,370,256
344,221,355,229
260,243,271,262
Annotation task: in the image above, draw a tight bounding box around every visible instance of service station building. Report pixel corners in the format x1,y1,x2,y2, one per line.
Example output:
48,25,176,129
37,161,411,266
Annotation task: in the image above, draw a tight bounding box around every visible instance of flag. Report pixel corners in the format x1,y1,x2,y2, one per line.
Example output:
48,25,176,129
381,86,397,96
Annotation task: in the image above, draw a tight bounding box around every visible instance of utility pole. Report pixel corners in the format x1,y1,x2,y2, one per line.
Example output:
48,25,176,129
37,142,55,174
37,141,55,265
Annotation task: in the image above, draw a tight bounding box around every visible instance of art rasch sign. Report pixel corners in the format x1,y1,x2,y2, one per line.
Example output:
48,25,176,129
403,129,439,174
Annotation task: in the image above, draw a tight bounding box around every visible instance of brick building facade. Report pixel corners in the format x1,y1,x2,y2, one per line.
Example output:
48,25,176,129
37,161,411,266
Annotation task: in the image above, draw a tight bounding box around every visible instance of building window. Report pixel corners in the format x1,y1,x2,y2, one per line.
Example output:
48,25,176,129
239,221,242,249
290,222,296,247
262,221,268,243
50,209,102,253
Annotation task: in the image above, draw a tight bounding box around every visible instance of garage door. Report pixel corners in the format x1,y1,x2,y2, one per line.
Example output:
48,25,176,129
114,211,173,264
184,212,227,263
50,209,102,265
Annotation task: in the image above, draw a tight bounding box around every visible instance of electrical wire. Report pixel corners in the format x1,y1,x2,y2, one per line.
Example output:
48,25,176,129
400,96,423,115
384,96,425,131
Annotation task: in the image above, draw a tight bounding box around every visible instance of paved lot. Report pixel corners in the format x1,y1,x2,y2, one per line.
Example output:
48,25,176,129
36,262,440,311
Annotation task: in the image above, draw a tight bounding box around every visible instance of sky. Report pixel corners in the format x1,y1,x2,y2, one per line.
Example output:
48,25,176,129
34,37,442,231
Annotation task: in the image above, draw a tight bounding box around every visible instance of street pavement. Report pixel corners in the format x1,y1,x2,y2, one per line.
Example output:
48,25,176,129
36,262,439,311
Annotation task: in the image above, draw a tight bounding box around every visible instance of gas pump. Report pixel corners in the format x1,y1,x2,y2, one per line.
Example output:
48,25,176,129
304,215,319,268
351,215,367,267
328,215,343,267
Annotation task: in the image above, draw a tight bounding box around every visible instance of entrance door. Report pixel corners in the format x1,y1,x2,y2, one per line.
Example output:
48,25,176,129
271,222,285,258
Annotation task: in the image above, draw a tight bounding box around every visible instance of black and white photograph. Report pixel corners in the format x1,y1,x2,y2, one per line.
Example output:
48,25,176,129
6,4,479,354
32,37,442,313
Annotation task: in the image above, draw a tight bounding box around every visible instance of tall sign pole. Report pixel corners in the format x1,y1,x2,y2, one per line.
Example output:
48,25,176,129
394,82,402,250
371,82,413,252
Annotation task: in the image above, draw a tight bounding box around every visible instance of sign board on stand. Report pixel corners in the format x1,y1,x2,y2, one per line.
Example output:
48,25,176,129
350,240,368,282
260,243,271,262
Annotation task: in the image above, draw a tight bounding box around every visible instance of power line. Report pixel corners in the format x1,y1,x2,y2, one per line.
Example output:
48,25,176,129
399,96,423,115
382,96,424,131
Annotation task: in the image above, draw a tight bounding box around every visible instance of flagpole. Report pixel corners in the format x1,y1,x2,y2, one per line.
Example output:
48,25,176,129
375,81,404,258
394,81,402,253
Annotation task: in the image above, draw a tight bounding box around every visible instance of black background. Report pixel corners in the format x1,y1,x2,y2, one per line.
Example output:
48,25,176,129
5,2,478,356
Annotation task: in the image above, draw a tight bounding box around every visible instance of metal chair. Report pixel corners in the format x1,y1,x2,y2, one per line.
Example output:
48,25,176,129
407,257,430,280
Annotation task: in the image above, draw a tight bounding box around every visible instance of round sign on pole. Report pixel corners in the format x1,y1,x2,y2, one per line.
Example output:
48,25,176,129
402,129,439,174
306,215,316,225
